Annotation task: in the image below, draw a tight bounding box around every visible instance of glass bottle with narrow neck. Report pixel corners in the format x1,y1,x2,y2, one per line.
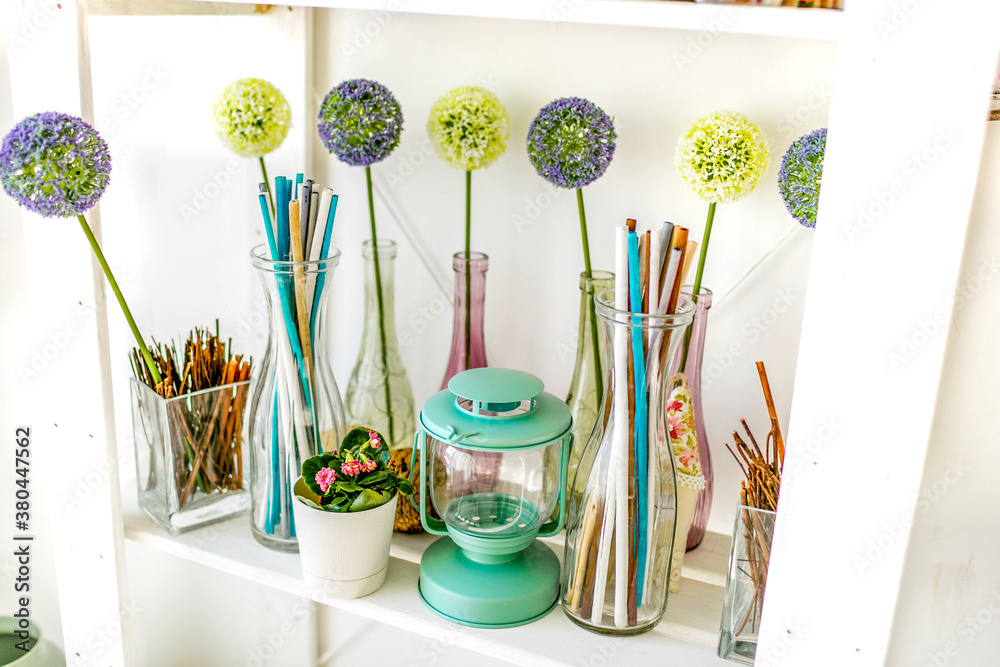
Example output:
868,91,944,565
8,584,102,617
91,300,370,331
440,251,488,389
345,239,415,451
680,286,713,550
565,270,615,489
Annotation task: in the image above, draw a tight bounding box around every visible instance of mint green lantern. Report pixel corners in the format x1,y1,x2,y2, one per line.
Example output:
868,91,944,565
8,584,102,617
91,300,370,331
413,368,572,628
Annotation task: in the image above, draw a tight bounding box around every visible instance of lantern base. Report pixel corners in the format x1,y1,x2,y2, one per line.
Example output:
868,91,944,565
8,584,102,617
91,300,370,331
418,537,560,628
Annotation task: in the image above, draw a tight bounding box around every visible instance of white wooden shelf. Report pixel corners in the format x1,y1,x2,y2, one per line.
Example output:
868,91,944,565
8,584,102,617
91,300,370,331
123,491,731,666
94,0,844,42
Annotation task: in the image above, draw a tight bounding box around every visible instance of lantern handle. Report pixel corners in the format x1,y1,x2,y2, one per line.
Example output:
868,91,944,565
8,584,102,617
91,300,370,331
537,432,573,538
414,431,449,536
444,424,479,443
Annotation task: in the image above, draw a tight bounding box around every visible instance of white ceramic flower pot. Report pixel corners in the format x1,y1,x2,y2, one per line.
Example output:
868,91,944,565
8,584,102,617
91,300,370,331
292,477,398,599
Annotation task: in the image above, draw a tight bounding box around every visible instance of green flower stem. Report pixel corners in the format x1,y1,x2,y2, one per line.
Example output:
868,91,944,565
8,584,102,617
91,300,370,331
259,156,275,217
464,169,472,371
682,201,717,369
365,166,395,444
577,189,603,412
77,214,162,387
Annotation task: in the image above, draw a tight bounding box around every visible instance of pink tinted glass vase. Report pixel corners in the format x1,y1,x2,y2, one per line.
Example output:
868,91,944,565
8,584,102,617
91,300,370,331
440,252,488,389
683,286,713,550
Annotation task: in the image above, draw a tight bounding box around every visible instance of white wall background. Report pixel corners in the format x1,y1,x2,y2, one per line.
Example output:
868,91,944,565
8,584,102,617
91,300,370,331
4,3,840,664
885,120,1000,667
312,9,835,537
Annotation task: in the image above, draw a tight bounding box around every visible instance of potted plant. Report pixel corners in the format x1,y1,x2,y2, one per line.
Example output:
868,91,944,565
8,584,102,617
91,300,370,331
292,427,414,599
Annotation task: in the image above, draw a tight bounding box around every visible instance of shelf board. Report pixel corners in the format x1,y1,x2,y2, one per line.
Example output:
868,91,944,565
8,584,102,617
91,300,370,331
123,496,730,666
93,0,844,42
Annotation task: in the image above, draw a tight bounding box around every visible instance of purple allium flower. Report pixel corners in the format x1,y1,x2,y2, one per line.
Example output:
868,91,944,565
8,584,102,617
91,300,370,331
317,79,403,167
0,112,111,218
526,97,616,189
778,128,826,229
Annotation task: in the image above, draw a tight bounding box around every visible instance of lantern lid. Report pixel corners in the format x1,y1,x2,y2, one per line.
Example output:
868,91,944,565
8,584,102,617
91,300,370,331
420,368,572,449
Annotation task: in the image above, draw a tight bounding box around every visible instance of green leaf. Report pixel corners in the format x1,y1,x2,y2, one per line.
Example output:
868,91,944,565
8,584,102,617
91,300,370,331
397,478,415,495
341,427,376,453
361,471,388,485
350,489,390,512
296,495,324,511
337,481,361,492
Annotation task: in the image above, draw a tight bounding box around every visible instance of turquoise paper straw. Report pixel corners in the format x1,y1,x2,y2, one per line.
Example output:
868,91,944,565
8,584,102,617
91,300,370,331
627,231,649,603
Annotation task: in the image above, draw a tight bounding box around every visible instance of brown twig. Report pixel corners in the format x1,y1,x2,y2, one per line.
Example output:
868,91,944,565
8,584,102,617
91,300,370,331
132,326,253,508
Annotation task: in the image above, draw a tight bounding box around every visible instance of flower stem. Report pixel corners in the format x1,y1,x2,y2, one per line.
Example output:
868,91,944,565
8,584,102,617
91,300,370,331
77,214,162,387
577,189,603,411
259,156,275,217
365,167,395,444
464,169,472,371
682,201,717,368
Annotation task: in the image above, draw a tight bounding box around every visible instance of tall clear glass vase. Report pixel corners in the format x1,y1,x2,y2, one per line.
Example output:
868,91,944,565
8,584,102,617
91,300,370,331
681,287,714,550
345,239,416,451
562,289,695,635
248,245,347,552
440,251,488,389
565,270,614,490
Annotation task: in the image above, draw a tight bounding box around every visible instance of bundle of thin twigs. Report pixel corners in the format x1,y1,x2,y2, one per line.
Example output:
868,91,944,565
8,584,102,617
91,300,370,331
724,361,784,636
131,323,252,508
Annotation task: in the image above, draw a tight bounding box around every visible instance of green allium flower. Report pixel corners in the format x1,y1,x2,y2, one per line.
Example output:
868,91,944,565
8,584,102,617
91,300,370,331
427,87,509,171
675,111,769,204
211,78,290,158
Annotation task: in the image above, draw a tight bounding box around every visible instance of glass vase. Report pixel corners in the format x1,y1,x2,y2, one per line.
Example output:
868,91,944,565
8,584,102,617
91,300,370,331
565,270,614,492
562,289,695,635
682,286,714,550
248,245,347,552
718,505,777,664
345,239,415,451
131,378,251,535
440,251,488,389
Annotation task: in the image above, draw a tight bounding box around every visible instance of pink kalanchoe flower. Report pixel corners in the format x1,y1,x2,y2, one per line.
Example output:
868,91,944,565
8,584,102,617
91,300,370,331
341,459,362,476
362,459,377,473
315,467,337,493
368,431,380,448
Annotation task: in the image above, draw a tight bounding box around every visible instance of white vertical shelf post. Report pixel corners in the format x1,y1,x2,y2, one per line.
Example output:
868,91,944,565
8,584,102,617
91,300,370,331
8,1,132,664
758,1,1000,665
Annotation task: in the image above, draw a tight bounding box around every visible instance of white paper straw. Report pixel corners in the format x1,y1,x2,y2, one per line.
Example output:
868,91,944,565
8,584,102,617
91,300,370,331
613,225,630,629
643,229,660,605
306,189,334,307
